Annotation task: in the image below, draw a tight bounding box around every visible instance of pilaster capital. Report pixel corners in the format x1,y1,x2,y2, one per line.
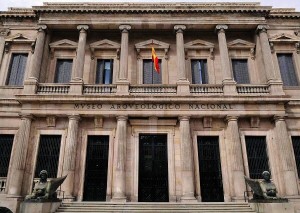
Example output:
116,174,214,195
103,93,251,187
225,115,239,122
179,116,190,121
37,25,47,32
117,115,128,121
274,115,286,122
0,28,10,37
68,114,81,121
174,25,186,33
215,25,228,33
19,113,34,120
77,25,89,32
256,25,269,34
119,25,131,33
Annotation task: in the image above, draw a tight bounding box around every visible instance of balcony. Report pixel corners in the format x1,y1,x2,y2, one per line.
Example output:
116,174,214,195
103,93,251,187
129,85,177,95
37,83,70,94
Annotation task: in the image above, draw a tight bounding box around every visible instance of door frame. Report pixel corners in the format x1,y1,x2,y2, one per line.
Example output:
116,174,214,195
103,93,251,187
78,130,114,201
192,130,230,202
131,126,176,202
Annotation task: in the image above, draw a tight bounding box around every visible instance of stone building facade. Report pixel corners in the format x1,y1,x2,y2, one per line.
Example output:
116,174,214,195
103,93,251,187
0,2,300,212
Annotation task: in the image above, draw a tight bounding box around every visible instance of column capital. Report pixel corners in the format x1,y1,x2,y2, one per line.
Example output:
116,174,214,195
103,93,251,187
274,115,286,122
256,25,269,34
179,116,190,121
174,25,186,33
117,115,128,121
68,114,81,121
0,28,10,37
225,115,239,122
19,113,34,120
119,24,131,33
77,25,89,32
37,25,47,32
215,24,228,33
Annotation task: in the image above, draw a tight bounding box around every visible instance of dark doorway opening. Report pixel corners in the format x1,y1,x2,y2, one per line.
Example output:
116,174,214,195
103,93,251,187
138,134,169,202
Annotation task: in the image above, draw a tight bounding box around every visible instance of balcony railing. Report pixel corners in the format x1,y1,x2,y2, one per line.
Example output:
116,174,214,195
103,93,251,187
190,84,223,94
129,85,177,94
37,84,70,94
0,177,6,194
83,85,117,94
237,84,269,95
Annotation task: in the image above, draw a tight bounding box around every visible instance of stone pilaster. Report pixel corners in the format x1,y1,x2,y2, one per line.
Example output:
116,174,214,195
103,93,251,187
256,25,284,95
179,116,196,202
24,25,47,94
111,116,127,202
174,25,190,95
116,25,131,95
225,116,246,200
216,25,237,95
274,115,298,196
0,29,10,68
61,115,80,198
70,25,88,95
7,114,33,196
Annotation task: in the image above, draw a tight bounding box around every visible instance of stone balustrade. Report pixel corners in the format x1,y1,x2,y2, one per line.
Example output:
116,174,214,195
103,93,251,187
37,83,70,94
83,85,117,94
129,85,177,94
190,84,223,94
0,177,7,194
236,84,269,95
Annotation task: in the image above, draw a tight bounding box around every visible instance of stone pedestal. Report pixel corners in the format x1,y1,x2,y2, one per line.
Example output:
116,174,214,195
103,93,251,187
20,201,61,213
250,202,294,213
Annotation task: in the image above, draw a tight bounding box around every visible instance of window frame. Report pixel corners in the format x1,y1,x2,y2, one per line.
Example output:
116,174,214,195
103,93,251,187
95,59,114,85
190,59,209,84
231,58,250,84
142,58,162,84
53,58,74,84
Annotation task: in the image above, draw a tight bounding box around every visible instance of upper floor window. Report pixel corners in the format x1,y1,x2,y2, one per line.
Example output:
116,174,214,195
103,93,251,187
96,59,113,84
54,59,72,83
277,54,299,86
143,59,162,84
232,59,250,84
191,59,208,84
6,53,28,86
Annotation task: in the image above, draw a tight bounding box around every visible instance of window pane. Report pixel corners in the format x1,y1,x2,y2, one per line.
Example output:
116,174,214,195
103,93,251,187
245,136,269,179
96,59,113,84
143,59,162,84
54,59,72,83
6,54,28,86
191,59,208,84
0,134,14,177
277,54,298,86
35,135,61,178
292,136,300,178
232,59,250,84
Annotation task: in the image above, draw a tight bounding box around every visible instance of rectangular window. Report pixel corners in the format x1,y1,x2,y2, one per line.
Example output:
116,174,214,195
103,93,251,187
191,59,208,84
6,53,28,86
245,136,269,179
35,135,61,178
96,59,113,84
54,59,72,83
143,59,162,84
232,59,250,84
277,54,299,86
0,134,14,177
292,136,300,178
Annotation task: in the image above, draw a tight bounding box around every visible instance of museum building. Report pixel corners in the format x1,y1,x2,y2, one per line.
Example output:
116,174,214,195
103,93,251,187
0,1,300,212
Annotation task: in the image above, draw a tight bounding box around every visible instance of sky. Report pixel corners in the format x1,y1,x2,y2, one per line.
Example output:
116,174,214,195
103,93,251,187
0,0,300,11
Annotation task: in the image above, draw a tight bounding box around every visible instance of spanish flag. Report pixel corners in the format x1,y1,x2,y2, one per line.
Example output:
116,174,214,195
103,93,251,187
152,47,160,73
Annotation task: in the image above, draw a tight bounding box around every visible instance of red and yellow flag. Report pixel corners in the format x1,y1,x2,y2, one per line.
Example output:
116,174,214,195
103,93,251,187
152,47,160,73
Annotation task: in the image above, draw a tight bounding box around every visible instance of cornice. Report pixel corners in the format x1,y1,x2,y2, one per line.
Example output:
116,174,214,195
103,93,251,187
0,8,36,18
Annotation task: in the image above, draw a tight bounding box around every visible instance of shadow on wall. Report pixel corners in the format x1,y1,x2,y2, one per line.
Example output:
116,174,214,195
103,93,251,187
0,207,13,213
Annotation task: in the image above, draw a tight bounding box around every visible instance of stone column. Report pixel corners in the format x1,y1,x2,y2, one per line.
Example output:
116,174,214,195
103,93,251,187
116,25,131,95
179,116,196,202
0,29,10,67
274,115,298,196
24,25,47,94
70,25,88,94
111,116,127,202
61,115,80,198
225,116,246,200
216,25,237,95
7,114,33,196
257,25,284,95
174,25,190,95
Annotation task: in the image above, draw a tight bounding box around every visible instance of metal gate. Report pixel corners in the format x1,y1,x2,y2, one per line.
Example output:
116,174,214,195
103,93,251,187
197,136,224,202
35,135,61,178
83,135,109,201
138,134,169,202
245,136,269,179
0,134,14,177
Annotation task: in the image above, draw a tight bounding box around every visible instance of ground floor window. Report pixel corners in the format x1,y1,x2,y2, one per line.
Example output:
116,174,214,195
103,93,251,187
0,134,14,177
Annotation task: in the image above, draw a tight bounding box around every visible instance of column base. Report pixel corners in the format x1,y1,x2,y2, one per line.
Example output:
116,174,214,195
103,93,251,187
111,194,127,203
180,195,197,203
116,80,129,95
222,79,237,95
177,80,190,95
23,78,38,94
69,79,83,95
268,79,285,95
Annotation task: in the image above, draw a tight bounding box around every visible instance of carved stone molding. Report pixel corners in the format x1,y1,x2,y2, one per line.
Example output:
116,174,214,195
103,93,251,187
174,25,186,33
94,116,103,128
269,33,300,54
46,116,56,127
5,33,35,53
184,39,215,60
203,117,213,128
135,39,170,60
89,39,120,60
77,25,89,32
215,25,228,33
49,39,78,58
256,25,269,33
119,25,131,33
0,29,10,37
37,25,47,32
227,39,256,59
250,117,260,128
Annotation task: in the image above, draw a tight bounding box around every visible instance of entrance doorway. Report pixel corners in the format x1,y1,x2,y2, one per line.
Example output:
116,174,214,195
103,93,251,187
138,134,169,202
83,135,109,201
197,136,224,202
